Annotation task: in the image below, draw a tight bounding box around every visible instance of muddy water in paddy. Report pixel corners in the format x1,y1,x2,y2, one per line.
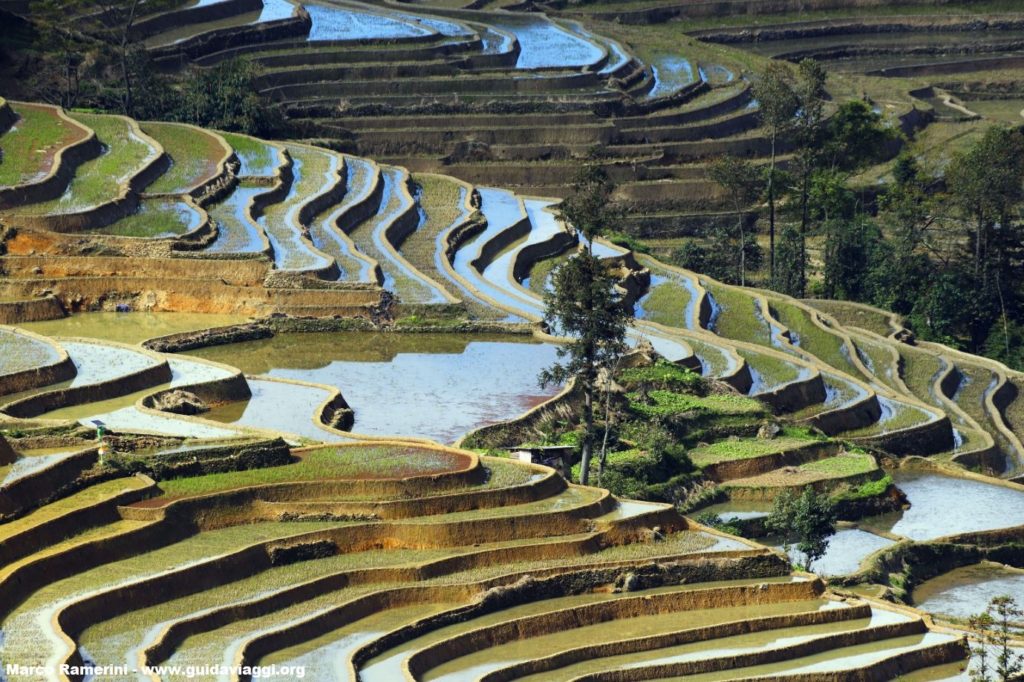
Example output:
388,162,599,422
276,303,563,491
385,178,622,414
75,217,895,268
864,470,1024,541
914,562,1024,624
186,332,560,443
19,312,247,345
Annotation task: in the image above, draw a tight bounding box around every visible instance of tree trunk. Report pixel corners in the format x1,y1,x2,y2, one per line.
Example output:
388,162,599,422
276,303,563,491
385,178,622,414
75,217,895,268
579,383,594,485
798,170,809,297
737,204,746,286
120,0,141,117
768,131,777,282
597,363,616,486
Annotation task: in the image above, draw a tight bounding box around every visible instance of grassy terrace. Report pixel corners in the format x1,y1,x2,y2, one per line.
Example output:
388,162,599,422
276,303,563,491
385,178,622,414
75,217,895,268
349,167,443,303
898,345,945,408
844,399,934,438
703,281,772,346
78,547,457,669
527,253,568,298
260,145,337,271
627,389,765,419
768,299,864,381
19,311,247,345
688,434,820,467
14,112,158,215
159,456,536,504
402,174,477,305
164,531,722,676
725,452,877,488
638,280,690,326
141,122,224,194
687,336,736,378
949,362,997,430
1,521,341,674
738,348,804,392
221,132,278,177
155,445,470,499
804,300,895,338
635,258,697,328
0,103,86,187
851,334,903,394
0,477,149,543
1002,376,1024,440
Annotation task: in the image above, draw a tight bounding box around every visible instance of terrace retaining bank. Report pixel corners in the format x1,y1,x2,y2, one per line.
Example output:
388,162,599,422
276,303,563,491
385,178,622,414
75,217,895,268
0,295,67,325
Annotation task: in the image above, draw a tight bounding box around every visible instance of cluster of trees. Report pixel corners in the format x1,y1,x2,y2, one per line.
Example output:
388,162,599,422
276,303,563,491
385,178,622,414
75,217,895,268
693,58,1024,369
20,0,280,135
540,166,631,486
969,595,1023,682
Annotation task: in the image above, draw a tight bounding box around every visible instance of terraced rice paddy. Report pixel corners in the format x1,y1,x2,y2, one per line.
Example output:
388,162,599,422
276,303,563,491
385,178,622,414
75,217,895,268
206,183,271,253
141,122,225,194
0,103,87,186
348,166,449,302
20,312,247,345
0,328,60,376
14,112,159,215
865,469,1024,541
259,146,338,272
306,3,431,41
220,132,278,177
187,332,560,442
913,562,1024,623
490,15,605,69
4,7,1024,670
91,197,204,238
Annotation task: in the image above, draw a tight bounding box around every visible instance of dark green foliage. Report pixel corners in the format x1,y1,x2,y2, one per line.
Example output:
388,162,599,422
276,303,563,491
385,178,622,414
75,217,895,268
822,214,880,301
606,231,651,254
766,486,838,571
171,59,284,136
708,155,762,286
673,227,763,287
618,359,706,393
773,226,804,298
542,170,631,484
556,165,620,248
572,423,696,499
822,100,899,172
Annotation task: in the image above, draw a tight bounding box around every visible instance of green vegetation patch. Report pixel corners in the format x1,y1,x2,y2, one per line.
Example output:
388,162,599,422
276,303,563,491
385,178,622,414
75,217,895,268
833,474,893,502
805,299,894,337
689,435,817,467
769,300,862,378
705,282,772,346
18,112,157,215
141,122,223,194
620,359,704,392
800,453,877,478
0,104,80,186
157,445,469,498
0,477,150,543
527,254,568,297
738,348,803,390
221,131,277,177
628,389,764,419
638,280,690,327
401,173,479,307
